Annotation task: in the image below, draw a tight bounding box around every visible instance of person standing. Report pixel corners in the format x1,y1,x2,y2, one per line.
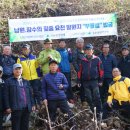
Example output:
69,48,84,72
57,40,74,103
99,43,117,102
3,63,35,130
118,45,130,78
17,44,42,105
42,60,73,122
78,44,104,115
72,38,86,105
0,46,18,80
38,38,61,75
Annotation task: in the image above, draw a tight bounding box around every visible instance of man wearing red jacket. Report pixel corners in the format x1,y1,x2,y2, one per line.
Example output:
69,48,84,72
78,44,104,116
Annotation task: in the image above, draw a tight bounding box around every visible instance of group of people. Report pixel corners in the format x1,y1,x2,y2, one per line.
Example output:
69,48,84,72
0,37,130,130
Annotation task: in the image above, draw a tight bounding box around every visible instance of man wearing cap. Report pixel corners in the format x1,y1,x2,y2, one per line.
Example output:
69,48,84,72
42,60,73,122
17,44,42,106
3,63,35,130
0,66,4,130
0,46,18,80
99,42,117,103
78,44,104,115
118,45,130,78
72,37,86,105
38,38,61,75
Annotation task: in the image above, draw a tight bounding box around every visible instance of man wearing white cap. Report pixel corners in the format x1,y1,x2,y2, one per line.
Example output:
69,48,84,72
3,63,35,130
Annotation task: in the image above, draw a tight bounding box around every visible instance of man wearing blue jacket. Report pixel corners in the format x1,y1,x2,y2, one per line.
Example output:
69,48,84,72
42,60,73,122
99,43,117,103
4,63,35,130
57,40,73,103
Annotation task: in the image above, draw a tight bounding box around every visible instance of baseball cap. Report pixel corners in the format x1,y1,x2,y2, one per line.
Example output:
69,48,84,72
84,44,93,50
22,44,30,49
122,45,129,50
13,63,22,70
49,60,58,65
44,38,53,44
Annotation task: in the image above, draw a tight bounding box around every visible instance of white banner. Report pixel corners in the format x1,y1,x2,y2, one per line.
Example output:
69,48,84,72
9,13,118,42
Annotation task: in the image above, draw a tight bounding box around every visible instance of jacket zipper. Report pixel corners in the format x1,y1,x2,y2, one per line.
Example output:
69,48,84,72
16,80,19,109
88,61,91,80
26,59,32,80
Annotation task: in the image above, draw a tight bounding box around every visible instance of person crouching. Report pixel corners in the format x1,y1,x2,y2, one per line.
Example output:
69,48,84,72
103,68,130,119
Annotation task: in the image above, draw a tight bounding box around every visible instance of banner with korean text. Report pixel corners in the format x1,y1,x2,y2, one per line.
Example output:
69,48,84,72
8,13,118,42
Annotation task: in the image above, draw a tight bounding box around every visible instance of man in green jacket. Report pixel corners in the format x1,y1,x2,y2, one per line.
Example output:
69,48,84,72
38,39,61,75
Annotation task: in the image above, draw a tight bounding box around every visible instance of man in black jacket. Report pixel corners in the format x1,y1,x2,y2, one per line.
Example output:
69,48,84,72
118,45,130,78
4,63,35,130
72,38,86,106
78,44,104,115
0,66,4,130
0,46,18,80
99,43,117,103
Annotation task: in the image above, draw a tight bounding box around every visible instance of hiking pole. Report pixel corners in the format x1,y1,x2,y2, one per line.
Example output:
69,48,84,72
99,112,102,130
94,107,98,130
45,103,52,130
